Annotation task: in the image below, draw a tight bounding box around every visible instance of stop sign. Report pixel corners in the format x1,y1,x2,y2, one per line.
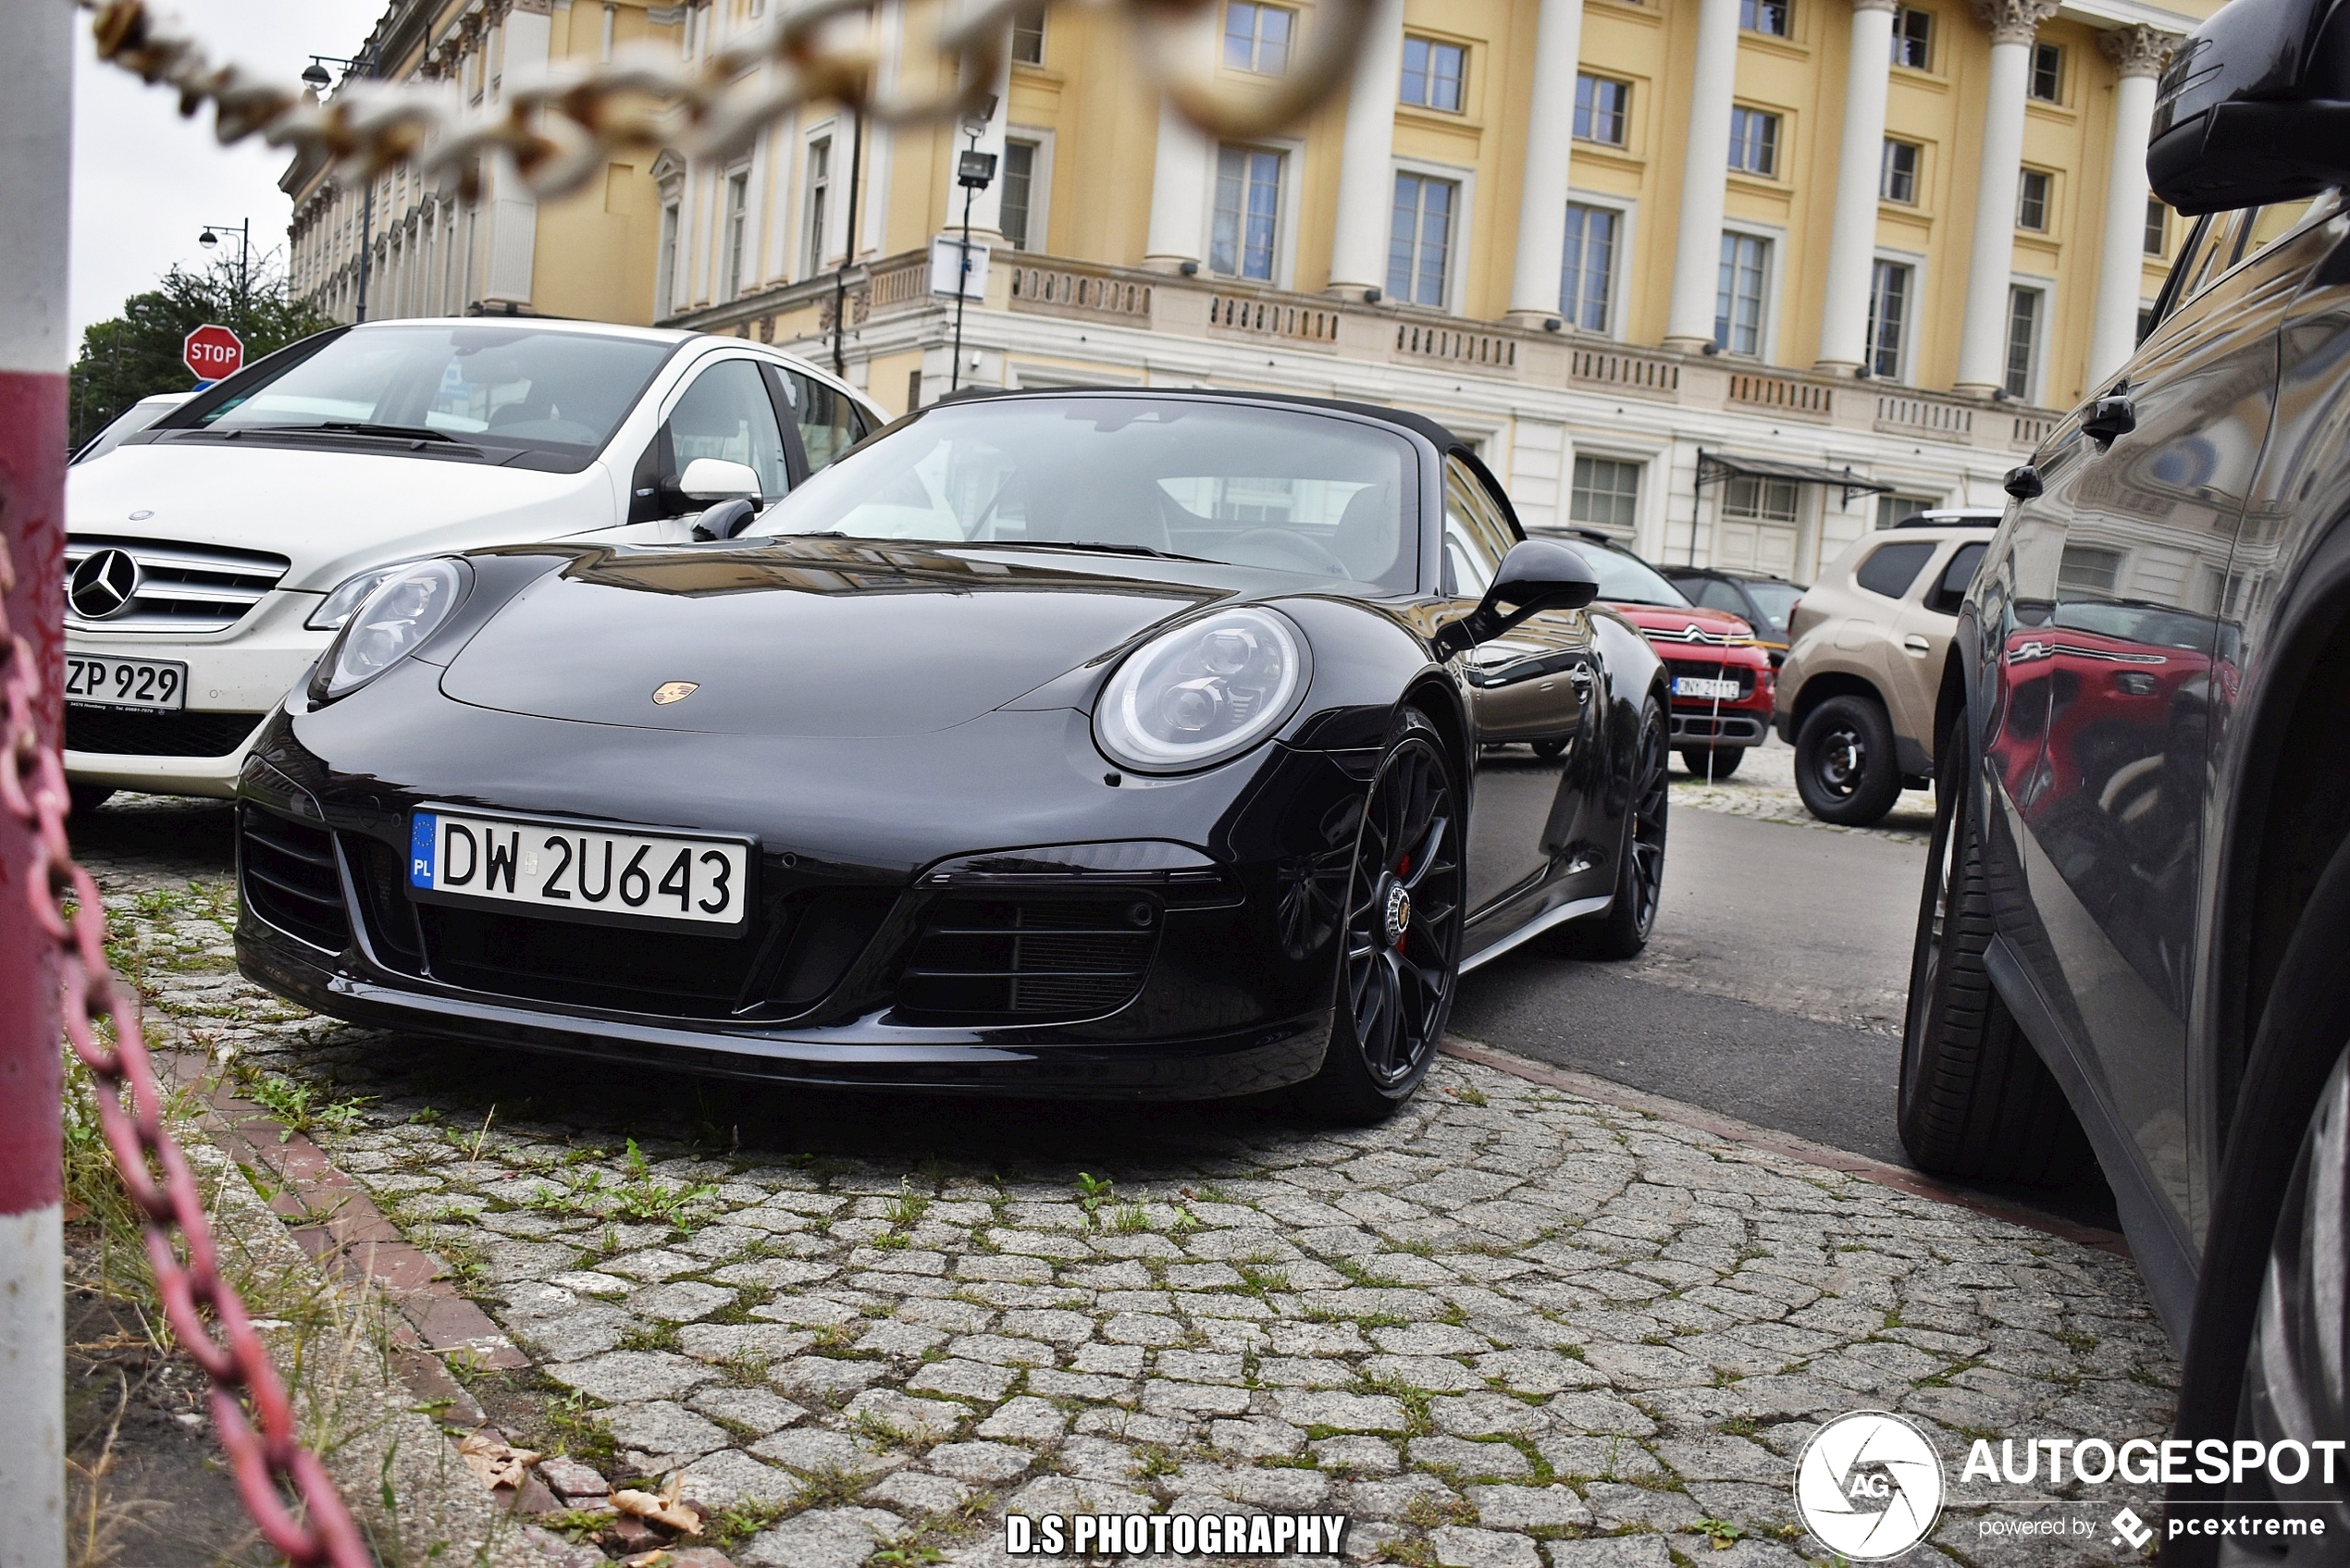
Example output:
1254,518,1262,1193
183,323,243,383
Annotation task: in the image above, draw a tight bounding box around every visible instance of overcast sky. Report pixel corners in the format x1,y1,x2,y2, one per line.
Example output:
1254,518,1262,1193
70,0,384,341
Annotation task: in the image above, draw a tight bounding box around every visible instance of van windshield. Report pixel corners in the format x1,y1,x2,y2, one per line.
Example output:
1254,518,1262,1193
165,325,674,459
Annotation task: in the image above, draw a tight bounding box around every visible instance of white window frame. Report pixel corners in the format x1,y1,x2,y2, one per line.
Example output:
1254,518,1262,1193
1866,247,1925,383
799,127,835,279
2004,276,2053,404
1388,155,1477,315
1561,189,1635,339
1001,126,1055,254
1565,450,1650,538
1205,138,1301,287
723,164,752,300
1713,220,1783,361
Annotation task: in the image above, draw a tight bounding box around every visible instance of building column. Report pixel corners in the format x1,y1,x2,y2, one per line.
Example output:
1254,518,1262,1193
2089,25,2176,383
1815,0,1899,373
1144,3,1219,272
1663,0,1743,350
1504,0,1589,325
1954,0,2059,396
1327,0,1409,298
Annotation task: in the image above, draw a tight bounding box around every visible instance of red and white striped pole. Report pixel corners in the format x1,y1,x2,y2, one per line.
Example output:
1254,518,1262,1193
0,0,74,1561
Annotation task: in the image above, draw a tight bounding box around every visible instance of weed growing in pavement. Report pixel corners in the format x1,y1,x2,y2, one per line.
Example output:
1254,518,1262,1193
1332,1257,1403,1290
1111,1204,1155,1234
887,1179,932,1230
1073,1171,1114,1224
240,1071,376,1142
1695,1516,1746,1549
1447,1085,1490,1107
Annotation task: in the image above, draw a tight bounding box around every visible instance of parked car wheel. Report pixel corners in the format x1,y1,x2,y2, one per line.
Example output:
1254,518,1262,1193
1531,735,1569,759
1898,735,2090,1184
1796,694,1903,825
1295,710,1463,1124
68,784,115,816
1677,746,1741,780
1568,698,1669,961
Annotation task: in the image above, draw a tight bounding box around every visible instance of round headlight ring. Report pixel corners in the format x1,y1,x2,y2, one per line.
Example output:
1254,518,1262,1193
320,557,468,700
1095,606,1310,774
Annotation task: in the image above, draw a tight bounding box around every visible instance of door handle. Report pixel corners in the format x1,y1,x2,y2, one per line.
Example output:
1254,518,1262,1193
2083,394,2137,446
1902,634,1931,657
1568,665,1595,696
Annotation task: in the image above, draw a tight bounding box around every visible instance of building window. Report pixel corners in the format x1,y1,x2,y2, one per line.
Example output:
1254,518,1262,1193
2145,196,2168,256
1560,203,1619,331
1399,36,1466,111
1715,231,1769,355
1740,0,1790,35
2005,285,2042,401
2016,167,2049,231
1881,139,1919,204
2057,544,2122,595
1011,14,1044,64
1867,259,1911,379
1575,75,1630,144
1875,492,1937,529
1720,475,1802,576
1387,173,1457,307
1211,145,1282,279
2029,42,2061,101
799,140,829,278
1570,456,1641,535
656,200,680,317
1000,140,1037,250
724,168,750,297
1728,107,1779,176
1891,6,1931,68
1223,2,1292,75
1725,475,1800,525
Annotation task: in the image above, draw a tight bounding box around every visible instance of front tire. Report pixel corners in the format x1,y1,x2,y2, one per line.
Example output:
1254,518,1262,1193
1294,710,1463,1124
1677,746,1741,780
1898,731,2090,1183
1795,694,1902,825
1569,697,1669,961
69,784,115,817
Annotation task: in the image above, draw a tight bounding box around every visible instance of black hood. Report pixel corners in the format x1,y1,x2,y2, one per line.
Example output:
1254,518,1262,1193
439,539,1230,736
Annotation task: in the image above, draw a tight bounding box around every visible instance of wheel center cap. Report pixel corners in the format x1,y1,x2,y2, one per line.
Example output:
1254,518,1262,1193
1383,883,1413,947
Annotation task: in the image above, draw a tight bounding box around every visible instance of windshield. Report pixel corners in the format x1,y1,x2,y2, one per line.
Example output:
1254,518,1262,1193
748,397,1419,590
1740,579,1802,635
169,325,673,456
73,395,187,464
1579,544,1689,607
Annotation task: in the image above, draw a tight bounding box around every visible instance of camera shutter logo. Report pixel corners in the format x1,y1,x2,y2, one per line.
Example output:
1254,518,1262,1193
1793,1410,1945,1560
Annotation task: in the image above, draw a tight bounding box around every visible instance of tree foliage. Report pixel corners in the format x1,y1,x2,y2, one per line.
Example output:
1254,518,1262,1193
69,254,336,451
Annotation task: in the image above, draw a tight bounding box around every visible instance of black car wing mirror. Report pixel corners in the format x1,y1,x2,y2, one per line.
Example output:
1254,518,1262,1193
1433,538,1600,658
2148,0,2350,214
2005,464,2044,500
690,498,759,541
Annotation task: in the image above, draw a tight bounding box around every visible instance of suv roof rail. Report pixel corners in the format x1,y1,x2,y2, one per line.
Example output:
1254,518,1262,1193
1891,510,2002,529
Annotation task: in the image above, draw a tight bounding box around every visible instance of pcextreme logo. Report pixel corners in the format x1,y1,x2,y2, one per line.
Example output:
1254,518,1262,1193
1794,1410,1947,1560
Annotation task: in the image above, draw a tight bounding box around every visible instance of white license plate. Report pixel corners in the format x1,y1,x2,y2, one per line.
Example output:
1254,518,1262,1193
65,653,186,711
1673,676,1742,701
406,810,752,932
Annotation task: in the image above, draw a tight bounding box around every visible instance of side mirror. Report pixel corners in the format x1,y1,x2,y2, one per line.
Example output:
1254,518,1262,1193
691,498,760,541
1434,538,1601,657
676,457,763,501
2005,464,2044,500
2148,0,2350,214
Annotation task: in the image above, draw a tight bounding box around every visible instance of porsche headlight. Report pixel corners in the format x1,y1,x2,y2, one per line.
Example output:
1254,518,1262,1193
306,564,404,630
1095,607,1308,773
318,558,466,699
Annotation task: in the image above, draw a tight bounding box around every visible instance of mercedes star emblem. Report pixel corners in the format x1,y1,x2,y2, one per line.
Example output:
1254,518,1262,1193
651,681,699,705
68,549,142,620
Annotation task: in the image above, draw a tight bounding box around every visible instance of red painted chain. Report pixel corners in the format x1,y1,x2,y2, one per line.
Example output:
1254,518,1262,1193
0,535,371,1564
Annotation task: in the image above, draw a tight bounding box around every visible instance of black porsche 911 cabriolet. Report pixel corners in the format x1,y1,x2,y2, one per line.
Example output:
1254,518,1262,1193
234,390,1668,1119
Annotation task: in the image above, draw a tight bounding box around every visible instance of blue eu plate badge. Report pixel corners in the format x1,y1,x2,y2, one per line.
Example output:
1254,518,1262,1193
410,812,438,888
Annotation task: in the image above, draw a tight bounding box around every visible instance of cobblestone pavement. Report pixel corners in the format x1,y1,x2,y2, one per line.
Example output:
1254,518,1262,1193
85,800,2174,1567
1670,739,1934,847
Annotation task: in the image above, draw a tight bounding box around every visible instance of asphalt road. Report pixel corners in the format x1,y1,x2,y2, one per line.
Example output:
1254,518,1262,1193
1451,797,2123,1231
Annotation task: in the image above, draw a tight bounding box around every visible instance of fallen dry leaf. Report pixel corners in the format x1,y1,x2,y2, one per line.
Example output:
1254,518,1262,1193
620,1553,676,1568
610,1488,702,1536
456,1430,542,1491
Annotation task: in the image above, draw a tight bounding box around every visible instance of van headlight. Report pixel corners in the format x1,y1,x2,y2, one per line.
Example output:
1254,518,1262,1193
1095,606,1308,773
315,559,467,700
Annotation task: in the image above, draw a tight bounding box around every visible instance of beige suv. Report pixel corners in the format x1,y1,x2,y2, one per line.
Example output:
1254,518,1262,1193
1773,510,2000,824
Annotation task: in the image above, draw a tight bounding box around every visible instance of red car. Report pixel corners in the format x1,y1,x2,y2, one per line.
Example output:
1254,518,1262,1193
1550,530,1775,777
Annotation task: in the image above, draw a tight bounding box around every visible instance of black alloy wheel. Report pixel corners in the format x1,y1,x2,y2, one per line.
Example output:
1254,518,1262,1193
1570,698,1668,960
1795,694,1902,826
1678,745,1742,780
1897,728,2089,1183
1296,710,1462,1123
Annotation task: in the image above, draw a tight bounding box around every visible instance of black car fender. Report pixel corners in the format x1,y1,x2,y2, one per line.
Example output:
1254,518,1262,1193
1273,595,1473,771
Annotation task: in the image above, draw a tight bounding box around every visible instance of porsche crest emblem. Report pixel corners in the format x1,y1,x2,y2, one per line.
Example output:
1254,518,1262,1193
651,681,699,705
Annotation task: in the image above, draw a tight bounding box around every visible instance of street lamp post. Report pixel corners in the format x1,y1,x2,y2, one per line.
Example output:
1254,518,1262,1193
948,99,996,395
197,217,251,309
303,53,377,321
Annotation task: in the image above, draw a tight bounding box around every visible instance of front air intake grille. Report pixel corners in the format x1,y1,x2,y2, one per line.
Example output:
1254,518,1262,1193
414,904,763,1019
896,896,1158,1021
65,536,290,633
239,804,351,952
67,709,266,758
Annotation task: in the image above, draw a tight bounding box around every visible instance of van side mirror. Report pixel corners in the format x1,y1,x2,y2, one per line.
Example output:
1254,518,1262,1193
676,457,763,501
1433,538,1601,657
2148,0,2350,214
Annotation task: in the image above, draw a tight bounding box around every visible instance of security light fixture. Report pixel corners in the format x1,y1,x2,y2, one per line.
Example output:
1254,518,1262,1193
958,149,997,190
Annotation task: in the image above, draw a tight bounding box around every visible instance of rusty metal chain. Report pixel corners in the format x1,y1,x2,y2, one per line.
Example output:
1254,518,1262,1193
82,0,1370,204
0,536,368,1565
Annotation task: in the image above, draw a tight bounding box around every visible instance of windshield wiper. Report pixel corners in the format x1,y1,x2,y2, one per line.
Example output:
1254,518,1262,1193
305,421,471,444
1025,539,1216,563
